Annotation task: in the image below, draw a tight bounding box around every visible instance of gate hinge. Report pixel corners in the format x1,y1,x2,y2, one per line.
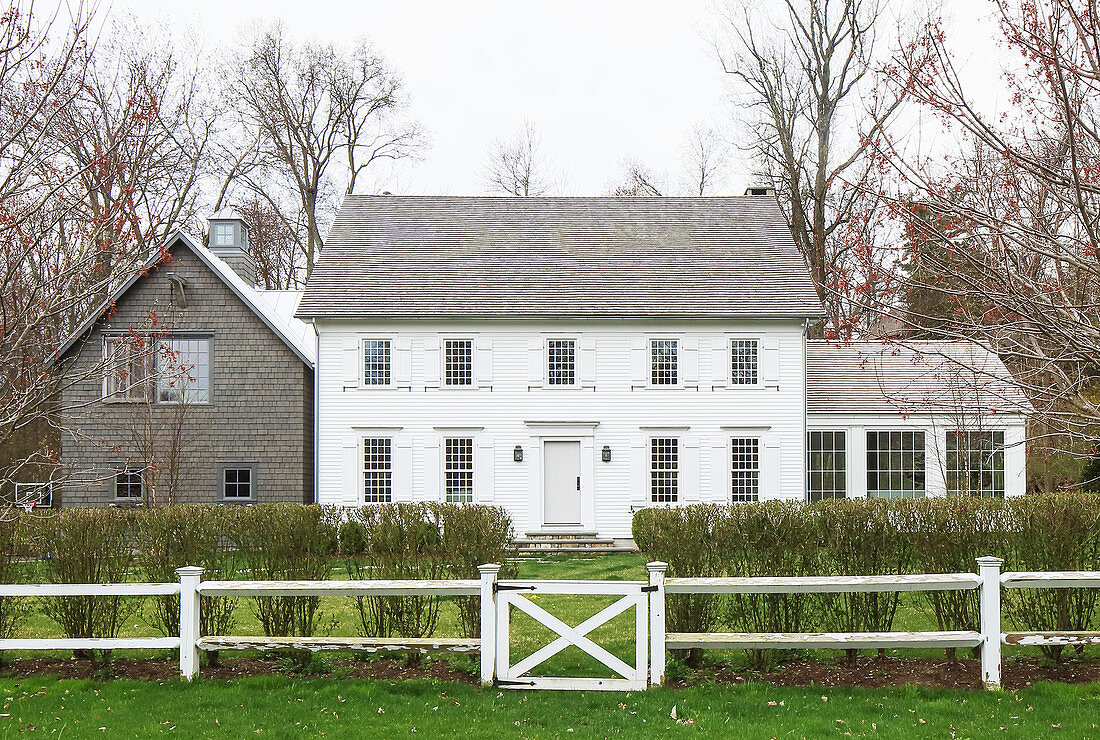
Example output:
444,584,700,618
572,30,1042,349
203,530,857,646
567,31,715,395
494,583,537,593
496,679,536,687
641,585,658,593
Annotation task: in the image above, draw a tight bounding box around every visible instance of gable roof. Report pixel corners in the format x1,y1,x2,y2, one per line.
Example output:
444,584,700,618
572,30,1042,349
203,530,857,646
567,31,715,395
52,232,315,367
807,341,1032,416
296,195,825,319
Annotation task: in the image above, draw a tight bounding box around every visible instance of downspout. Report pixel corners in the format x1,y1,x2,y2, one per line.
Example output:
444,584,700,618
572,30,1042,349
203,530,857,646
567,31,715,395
311,317,320,505
802,318,809,502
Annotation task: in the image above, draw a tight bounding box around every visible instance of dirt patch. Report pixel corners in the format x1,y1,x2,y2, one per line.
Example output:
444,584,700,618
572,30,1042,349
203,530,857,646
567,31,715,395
0,655,479,684
671,655,1100,691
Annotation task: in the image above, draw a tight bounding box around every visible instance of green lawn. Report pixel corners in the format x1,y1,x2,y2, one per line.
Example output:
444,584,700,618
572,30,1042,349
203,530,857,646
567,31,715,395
0,676,1098,738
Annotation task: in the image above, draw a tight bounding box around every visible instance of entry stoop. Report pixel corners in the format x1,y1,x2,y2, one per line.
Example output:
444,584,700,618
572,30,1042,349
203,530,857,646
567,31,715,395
510,531,637,555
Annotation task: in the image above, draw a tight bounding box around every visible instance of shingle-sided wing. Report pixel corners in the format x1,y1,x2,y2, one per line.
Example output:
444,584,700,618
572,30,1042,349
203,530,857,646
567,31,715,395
807,341,1033,416
296,196,824,319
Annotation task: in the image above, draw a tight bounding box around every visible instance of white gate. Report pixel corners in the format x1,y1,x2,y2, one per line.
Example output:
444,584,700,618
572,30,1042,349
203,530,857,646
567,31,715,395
494,579,649,691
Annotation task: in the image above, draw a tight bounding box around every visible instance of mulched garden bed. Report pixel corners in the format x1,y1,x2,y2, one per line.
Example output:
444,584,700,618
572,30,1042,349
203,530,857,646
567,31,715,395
3,654,1099,691
671,655,1100,691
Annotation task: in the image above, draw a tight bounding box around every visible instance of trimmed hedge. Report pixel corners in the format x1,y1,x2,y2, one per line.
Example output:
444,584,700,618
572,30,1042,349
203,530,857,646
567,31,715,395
633,493,1100,665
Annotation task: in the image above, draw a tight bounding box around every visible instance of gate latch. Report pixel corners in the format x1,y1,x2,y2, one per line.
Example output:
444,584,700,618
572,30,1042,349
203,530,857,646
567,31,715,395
494,583,537,593
496,679,536,687
641,585,658,593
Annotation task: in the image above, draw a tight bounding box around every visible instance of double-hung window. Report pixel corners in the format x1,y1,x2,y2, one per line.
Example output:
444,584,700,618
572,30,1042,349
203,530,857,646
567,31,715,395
223,467,253,500
444,437,475,504
866,431,925,498
363,438,393,503
444,339,474,386
730,437,761,502
105,336,153,402
363,339,392,386
946,430,1005,497
808,431,846,501
730,339,759,385
650,437,679,503
547,339,576,386
650,339,678,386
114,467,144,500
157,338,210,404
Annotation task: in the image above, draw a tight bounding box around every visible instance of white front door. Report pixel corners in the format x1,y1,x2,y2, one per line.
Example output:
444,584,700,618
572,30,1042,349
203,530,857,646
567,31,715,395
543,440,582,525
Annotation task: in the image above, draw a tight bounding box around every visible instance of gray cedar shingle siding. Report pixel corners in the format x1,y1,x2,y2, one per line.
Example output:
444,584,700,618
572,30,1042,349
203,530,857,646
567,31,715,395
806,341,1032,416
297,195,825,319
58,241,313,506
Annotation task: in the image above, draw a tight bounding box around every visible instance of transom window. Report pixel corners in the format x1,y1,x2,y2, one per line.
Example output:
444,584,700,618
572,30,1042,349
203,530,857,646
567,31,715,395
444,339,474,386
114,467,144,500
444,437,475,504
650,437,679,503
547,339,576,386
105,336,154,401
363,438,393,503
730,437,761,502
808,430,846,501
730,339,759,385
157,338,210,404
362,339,392,386
866,431,925,498
946,431,1005,497
650,339,678,386
223,468,252,499
214,223,234,245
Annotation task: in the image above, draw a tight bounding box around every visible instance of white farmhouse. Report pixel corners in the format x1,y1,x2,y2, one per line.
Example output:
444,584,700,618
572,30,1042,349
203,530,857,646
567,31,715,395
297,195,1029,542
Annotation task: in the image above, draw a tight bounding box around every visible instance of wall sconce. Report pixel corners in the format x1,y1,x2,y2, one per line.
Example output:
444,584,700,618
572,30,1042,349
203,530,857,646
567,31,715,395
513,445,523,462
601,445,612,462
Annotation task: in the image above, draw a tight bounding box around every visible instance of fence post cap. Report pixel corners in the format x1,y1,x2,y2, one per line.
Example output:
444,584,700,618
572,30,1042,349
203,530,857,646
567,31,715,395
175,566,206,577
646,561,668,572
975,556,1004,567
477,563,502,575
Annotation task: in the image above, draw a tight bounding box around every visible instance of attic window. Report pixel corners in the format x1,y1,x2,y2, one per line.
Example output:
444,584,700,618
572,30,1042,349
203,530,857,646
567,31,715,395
214,223,234,246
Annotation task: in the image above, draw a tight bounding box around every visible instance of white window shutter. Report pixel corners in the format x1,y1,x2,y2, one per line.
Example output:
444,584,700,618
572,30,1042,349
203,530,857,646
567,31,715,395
630,339,647,388
528,337,544,387
394,337,413,387
425,340,441,388
630,438,648,508
713,440,728,503
422,440,441,501
475,337,493,387
711,341,727,389
764,435,781,499
476,436,495,503
682,437,701,502
683,341,700,389
762,338,781,387
395,439,413,502
343,337,359,389
342,441,359,505
579,337,596,387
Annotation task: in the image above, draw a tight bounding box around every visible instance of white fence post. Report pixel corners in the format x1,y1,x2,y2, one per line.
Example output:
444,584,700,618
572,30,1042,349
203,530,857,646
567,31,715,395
478,563,501,686
976,556,1003,690
176,566,204,681
646,561,667,687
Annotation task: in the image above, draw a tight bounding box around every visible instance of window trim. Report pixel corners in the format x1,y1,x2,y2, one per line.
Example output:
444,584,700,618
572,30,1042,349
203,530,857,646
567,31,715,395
728,435,762,503
221,464,255,502
945,429,1006,498
648,436,680,504
155,335,212,406
102,335,155,403
865,429,927,499
361,436,394,504
545,337,578,388
443,338,475,388
807,429,847,501
443,436,476,504
361,338,394,388
647,337,682,388
113,465,145,501
728,336,762,388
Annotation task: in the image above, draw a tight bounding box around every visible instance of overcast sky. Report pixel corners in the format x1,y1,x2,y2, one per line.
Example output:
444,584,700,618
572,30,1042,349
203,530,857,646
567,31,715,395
111,0,1006,197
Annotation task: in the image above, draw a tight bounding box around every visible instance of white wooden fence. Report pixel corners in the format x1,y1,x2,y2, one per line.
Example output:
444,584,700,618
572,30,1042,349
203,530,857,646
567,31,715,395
1,558,1098,690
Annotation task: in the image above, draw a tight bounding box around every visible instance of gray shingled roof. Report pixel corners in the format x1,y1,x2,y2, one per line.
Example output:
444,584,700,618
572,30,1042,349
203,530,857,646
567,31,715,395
296,196,824,319
807,341,1032,416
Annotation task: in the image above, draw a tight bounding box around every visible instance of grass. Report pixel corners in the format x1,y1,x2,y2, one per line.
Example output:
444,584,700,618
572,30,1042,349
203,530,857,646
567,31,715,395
0,676,1099,737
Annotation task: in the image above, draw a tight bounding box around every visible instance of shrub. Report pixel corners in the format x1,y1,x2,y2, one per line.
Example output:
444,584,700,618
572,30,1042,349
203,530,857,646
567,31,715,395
429,502,515,637
132,505,241,666
32,508,140,667
0,510,29,662
338,519,367,556
228,504,339,657
1002,493,1100,662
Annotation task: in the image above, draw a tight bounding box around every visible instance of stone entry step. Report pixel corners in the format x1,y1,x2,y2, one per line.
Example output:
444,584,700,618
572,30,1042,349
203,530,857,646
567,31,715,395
509,532,636,554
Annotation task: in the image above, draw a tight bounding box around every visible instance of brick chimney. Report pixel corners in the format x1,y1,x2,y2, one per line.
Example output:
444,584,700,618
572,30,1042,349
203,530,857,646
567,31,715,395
207,207,257,286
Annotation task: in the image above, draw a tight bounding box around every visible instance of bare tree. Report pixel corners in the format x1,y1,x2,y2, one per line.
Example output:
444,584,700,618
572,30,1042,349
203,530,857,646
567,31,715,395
715,0,911,333
481,118,554,196
681,126,729,196
236,24,420,280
